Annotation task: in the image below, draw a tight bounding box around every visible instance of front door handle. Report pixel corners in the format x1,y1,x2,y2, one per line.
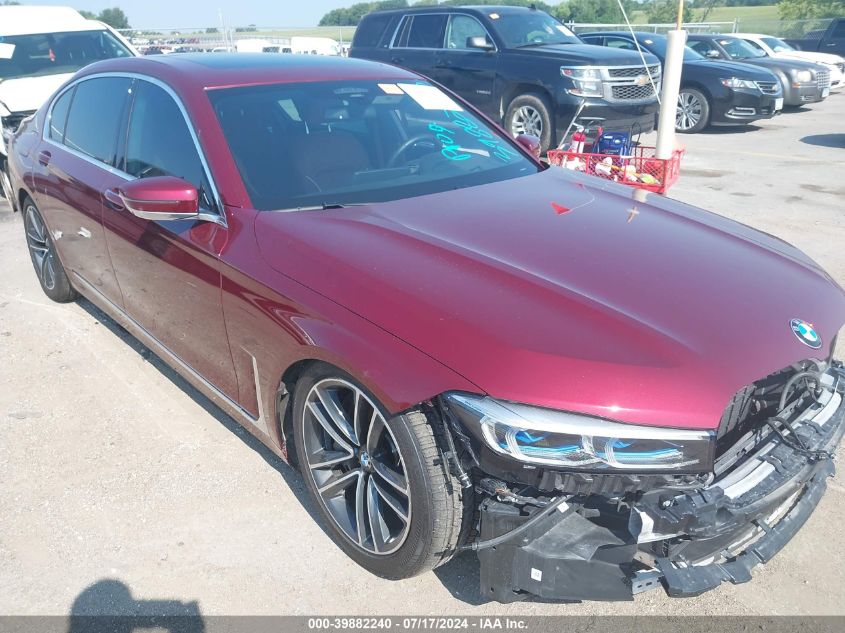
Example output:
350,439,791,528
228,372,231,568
103,188,124,210
434,59,452,68
390,56,404,64
37,150,51,166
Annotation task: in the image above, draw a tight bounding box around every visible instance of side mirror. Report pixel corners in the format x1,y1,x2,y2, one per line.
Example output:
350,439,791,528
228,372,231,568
515,133,542,159
116,176,200,221
466,36,494,51
705,50,721,59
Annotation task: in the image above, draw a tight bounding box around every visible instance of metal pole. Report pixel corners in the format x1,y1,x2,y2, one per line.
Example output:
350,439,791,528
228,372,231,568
655,0,686,160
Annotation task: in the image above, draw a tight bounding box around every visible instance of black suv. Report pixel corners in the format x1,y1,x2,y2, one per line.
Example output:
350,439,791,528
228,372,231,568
350,5,661,152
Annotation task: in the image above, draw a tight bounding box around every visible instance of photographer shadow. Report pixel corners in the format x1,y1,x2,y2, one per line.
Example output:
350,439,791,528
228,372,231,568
68,579,204,633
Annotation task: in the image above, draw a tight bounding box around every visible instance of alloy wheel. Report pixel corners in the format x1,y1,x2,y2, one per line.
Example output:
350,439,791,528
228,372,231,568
25,204,57,291
301,378,411,555
511,105,543,137
676,92,702,131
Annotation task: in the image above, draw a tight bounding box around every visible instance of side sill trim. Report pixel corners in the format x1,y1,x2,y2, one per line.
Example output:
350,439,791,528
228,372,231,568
71,271,267,436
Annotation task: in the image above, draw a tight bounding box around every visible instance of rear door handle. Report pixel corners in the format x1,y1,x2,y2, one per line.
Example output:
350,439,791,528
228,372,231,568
434,59,452,68
390,56,404,64
104,188,124,210
37,150,51,166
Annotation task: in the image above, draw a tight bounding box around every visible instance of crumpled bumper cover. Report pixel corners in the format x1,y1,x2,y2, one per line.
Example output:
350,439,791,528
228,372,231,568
478,384,844,603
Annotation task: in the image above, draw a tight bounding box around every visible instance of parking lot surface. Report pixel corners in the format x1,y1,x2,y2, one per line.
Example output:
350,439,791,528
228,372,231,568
1,93,844,617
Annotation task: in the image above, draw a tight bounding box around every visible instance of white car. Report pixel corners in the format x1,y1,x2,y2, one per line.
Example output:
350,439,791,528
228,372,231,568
734,33,845,90
0,5,138,206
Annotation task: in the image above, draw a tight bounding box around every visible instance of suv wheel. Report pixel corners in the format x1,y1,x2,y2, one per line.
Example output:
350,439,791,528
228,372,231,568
505,93,553,153
676,88,710,133
292,363,468,579
1,159,14,208
23,197,78,303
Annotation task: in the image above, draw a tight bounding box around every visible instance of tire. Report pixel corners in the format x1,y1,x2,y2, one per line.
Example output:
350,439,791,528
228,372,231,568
0,158,14,208
292,363,468,579
22,197,78,303
676,88,710,134
504,93,553,154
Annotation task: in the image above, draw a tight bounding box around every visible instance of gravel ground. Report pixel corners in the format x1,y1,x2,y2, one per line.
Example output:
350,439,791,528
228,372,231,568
1,92,844,617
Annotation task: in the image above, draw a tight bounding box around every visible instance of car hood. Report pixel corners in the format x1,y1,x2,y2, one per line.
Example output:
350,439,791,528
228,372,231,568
774,51,845,65
0,73,73,113
686,58,777,80
254,168,845,430
733,56,818,72
512,43,659,66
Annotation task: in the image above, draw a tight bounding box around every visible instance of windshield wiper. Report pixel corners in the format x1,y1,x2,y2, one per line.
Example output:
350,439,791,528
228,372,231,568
279,202,373,212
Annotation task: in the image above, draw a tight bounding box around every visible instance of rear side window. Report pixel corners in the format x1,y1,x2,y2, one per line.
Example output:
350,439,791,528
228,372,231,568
354,14,394,48
63,77,131,165
394,15,448,48
124,80,212,209
48,87,74,143
832,21,845,38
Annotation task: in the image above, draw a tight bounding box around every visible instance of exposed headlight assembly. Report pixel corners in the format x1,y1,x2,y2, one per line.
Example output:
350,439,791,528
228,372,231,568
445,393,715,472
720,77,758,90
790,69,813,83
561,66,603,97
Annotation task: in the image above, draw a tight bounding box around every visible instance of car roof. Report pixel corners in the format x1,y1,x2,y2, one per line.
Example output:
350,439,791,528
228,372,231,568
0,5,107,36
365,5,541,16
74,53,421,91
581,31,667,40
732,33,769,39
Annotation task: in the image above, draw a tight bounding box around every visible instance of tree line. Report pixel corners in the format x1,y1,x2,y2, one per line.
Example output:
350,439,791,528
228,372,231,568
318,0,844,27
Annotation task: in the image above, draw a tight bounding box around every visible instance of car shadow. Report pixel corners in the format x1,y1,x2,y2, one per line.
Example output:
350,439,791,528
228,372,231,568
698,123,764,135
800,133,845,149
68,578,204,632
74,298,325,531
74,297,567,608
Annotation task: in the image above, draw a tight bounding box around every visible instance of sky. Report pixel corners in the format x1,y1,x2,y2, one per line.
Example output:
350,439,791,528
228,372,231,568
13,0,362,29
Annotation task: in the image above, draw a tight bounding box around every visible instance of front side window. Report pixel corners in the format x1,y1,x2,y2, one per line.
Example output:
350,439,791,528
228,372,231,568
490,11,579,48
209,80,538,211
446,15,492,50
719,38,766,59
605,36,636,51
63,77,131,165
124,80,212,209
761,37,794,52
0,30,132,81
394,15,448,48
48,86,74,143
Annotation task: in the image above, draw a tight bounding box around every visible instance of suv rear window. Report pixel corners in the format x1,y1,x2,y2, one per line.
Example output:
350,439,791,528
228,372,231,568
394,15,448,49
354,14,395,48
0,30,133,80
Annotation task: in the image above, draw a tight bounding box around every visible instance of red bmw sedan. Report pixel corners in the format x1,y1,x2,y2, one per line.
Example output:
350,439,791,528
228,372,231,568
6,54,845,603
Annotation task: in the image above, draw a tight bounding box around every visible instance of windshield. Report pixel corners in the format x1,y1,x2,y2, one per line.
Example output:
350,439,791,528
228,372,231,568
0,30,133,81
491,11,580,48
761,36,795,53
209,80,538,211
635,36,703,61
719,37,766,59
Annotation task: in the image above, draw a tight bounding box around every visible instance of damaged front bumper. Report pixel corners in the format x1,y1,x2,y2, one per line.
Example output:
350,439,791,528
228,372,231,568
475,365,845,603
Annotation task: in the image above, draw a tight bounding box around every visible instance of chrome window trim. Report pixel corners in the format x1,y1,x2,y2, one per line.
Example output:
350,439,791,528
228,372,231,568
42,71,227,227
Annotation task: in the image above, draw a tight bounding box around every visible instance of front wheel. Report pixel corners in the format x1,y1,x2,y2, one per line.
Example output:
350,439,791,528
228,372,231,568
505,93,553,154
0,158,14,208
292,364,468,579
676,88,710,133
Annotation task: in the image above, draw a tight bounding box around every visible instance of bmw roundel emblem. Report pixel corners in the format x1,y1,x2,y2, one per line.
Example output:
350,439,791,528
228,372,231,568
790,318,822,349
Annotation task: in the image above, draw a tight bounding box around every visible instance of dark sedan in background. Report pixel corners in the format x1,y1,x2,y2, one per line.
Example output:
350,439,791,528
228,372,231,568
581,31,783,133
687,33,830,106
